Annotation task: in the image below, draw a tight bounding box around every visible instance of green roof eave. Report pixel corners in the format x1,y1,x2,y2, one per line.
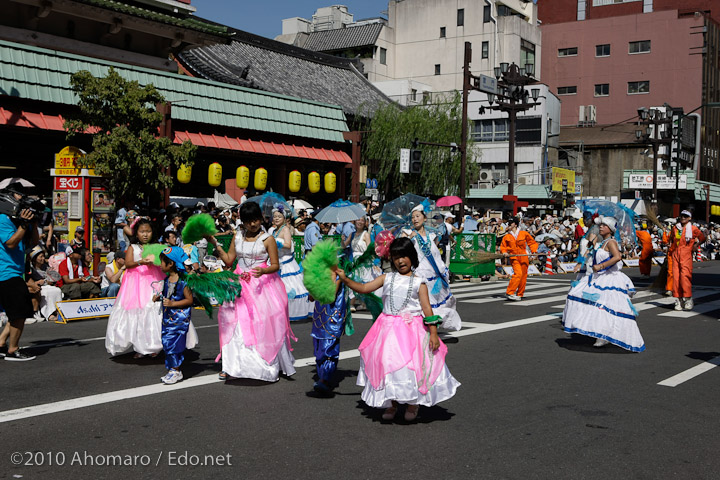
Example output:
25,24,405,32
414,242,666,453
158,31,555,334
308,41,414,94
0,40,349,143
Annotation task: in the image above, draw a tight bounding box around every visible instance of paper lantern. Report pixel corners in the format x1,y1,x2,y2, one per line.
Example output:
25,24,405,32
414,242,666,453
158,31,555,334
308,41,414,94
208,162,222,187
288,170,301,193
324,172,336,194
177,164,192,184
254,167,268,191
236,165,250,189
308,171,320,194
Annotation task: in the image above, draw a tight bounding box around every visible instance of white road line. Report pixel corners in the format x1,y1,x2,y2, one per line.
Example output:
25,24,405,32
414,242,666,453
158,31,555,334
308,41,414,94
462,286,570,304
550,290,717,310
507,294,569,307
658,301,720,318
0,314,559,424
453,283,568,299
657,356,720,387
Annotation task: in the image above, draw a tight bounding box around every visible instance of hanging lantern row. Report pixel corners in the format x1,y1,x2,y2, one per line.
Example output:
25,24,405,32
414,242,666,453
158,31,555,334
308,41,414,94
179,164,334,193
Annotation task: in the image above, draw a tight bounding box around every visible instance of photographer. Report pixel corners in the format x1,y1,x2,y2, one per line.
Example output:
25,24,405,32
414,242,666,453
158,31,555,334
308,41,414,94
0,183,39,361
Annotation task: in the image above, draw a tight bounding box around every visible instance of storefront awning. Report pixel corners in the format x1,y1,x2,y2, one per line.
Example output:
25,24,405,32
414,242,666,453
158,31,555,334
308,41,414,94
174,131,352,164
0,107,66,131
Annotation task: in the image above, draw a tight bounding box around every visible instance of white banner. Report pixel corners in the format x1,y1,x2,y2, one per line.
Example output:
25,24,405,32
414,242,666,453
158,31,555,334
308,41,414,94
527,264,542,276
652,257,666,265
558,262,578,273
56,297,116,323
623,258,640,267
628,174,687,189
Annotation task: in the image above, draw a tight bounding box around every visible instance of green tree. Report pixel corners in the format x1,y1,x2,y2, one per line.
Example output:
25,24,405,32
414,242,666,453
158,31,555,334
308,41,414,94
64,67,196,201
362,92,479,197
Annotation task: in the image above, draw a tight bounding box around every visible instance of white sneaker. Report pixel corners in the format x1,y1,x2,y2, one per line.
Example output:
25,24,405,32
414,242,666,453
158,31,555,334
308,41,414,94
162,370,183,385
674,298,683,311
33,311,44,322
24,316,37,325
593,338,609,347
683,298,694,311
505,294,521,301
665,290,673,297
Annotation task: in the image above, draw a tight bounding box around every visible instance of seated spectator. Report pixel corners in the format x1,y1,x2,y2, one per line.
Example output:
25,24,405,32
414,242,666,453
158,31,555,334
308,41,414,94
294,217,306,234
164,230,178,246
56,246,101,299
537,238,558,272
101,250,125,297
70,226,86,249
26,246,62,323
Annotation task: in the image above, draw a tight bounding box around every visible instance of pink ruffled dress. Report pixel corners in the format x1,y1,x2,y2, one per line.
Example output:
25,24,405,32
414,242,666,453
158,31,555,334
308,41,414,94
357,272,460,408
217,232,296,381
105,244,199,356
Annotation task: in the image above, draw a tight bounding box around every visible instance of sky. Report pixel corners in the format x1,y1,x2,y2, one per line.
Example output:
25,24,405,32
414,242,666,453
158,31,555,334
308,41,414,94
191,0,390,39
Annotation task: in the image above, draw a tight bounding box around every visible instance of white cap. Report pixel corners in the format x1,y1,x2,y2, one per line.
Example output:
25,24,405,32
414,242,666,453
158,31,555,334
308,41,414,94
596,215,617,232
680,210,692,218
412,204,424,213
444,212,456,219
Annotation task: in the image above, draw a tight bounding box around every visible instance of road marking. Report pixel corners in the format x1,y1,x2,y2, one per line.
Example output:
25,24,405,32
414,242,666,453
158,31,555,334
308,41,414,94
550,290,717,311
658,301,720,318
657,356,720,387
507,294,569,307
462,286,570,304
453,283,568,299
0,315,558,424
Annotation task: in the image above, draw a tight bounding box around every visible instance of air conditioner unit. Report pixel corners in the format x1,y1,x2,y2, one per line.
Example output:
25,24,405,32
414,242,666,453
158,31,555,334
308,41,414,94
478,169,493,182
476,183,491,189
518,177,528,184
587,105,597,123
578,105,585,124
492,170,505,181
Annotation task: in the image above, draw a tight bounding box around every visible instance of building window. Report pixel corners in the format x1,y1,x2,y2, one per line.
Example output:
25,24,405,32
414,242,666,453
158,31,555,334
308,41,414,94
473,119,510,143
629,40,651,54
411,89,417,102
557,86,577,95
596,44,610,57
628,81,650,94
440,27,446,38
521,40,535,71
594,83,609,96
457,9,464,26
435,64,441,75
484,5,491,23
516,117,542,145
379,47,387,65
482,41,489,59
558,47,578,57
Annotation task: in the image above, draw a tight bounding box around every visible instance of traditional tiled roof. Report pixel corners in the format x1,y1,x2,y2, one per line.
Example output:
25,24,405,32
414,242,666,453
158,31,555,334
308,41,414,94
0,40,348,142
177,29,391,117
302,23,384,52
74,0,231,37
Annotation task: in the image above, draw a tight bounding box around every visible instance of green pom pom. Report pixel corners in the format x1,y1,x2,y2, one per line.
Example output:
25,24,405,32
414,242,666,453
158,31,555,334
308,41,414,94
302,239,340,305
141,244,166,266
182,214,218,245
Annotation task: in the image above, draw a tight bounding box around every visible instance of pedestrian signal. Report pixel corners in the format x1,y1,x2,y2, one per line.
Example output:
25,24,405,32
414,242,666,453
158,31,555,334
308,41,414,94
410,149,422,174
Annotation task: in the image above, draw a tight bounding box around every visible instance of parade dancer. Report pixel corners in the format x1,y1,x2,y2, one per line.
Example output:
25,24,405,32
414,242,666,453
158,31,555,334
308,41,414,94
268,206,313,321
106,218,198,358
636,225,653,278
155,247,193,385
562,216,645,352
310,273,348,395
337,237,460,422
669,210,705,311
404,205,461,331
500,217,538,301
209,201,296,382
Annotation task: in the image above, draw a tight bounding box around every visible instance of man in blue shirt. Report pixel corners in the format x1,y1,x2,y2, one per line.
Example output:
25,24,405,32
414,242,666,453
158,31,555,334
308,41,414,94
0,183,39,361
304,217,321,254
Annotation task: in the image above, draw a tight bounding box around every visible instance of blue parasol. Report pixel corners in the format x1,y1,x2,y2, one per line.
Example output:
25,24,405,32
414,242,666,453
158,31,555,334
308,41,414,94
575,199,637,247
380,193,442,234
246,192,294,221
314,199,366,224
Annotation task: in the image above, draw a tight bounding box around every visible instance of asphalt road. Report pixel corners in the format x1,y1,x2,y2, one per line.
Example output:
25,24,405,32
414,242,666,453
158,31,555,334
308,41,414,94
2,261,719,480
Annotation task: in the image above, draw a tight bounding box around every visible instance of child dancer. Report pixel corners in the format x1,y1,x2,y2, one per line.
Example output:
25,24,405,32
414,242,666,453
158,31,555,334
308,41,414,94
208,201,296,382
337,237,460,422
310,274,347,395
155,247,193,385
105,218,166,358
562,216,645,351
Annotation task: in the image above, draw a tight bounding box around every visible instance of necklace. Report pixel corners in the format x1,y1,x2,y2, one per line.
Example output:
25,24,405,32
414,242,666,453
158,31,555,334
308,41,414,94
388,272,415,315
271,224,285,238
240,232,261,270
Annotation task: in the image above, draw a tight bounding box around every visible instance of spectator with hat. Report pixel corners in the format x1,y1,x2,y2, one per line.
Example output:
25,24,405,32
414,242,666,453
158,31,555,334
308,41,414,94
57,245,101,299
0,181,39,360
26,245,62,322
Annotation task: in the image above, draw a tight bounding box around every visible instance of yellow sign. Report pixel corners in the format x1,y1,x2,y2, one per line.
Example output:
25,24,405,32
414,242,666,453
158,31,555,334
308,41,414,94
54,146,95,176
552,167,575,192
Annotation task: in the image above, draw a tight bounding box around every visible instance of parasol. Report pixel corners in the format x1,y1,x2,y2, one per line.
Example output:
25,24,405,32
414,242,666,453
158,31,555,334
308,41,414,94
246,192,294,221
289,199,313,211
380,193,441,233
575,199,637,247
0,177,34,189
314,199,366,224
436,195,462,207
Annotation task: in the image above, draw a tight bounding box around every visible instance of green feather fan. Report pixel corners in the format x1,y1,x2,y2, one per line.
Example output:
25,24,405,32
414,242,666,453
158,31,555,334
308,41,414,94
182,214,217,245
184,271,243,318
302,239,340,305
141,244,166,266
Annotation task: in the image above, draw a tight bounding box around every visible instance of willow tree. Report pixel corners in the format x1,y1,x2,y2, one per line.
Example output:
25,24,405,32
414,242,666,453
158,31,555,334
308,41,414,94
64,67,196,201
362,92,479,197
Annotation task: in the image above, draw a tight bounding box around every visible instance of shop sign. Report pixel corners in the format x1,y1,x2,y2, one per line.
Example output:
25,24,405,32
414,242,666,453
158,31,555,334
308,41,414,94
552,167,575,192
54,177,82,190
627,174,687,189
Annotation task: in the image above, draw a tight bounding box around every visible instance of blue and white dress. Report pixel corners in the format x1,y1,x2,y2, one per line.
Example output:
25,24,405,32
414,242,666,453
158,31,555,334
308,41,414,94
269,225,313,321
411,231,461,331
562,240,645,352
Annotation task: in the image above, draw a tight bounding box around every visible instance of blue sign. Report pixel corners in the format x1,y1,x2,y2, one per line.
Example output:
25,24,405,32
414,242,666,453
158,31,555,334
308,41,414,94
365,178,372,188
371,178,378,189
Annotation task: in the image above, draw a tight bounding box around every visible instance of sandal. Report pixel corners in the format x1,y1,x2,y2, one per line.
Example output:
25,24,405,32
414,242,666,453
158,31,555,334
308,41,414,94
404,405,420,422
218,371,228,381
381,406,398,421
133,352,144,359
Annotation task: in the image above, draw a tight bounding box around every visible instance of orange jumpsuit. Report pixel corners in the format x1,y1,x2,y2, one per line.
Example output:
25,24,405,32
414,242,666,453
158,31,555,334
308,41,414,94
670,224,705,299
636,230,653,276
500,230,538,297
662,230,674,293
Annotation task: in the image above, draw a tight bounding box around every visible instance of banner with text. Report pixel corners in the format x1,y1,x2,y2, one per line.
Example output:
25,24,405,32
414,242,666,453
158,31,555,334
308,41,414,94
552,167,575,192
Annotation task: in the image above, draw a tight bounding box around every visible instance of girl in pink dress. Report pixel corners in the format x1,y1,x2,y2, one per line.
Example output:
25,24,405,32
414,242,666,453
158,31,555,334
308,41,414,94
337,237,460,422
209,201,296,382
105,218,198,358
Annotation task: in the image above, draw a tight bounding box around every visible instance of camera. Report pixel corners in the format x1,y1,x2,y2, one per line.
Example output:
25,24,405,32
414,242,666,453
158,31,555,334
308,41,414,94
0,190,44,221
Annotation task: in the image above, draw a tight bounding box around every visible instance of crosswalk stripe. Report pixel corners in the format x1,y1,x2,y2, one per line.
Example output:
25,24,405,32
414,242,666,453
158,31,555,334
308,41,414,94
658,300,720,318
461,286,570,304
453,283,569,299
507,294,569,307
658,356,720,387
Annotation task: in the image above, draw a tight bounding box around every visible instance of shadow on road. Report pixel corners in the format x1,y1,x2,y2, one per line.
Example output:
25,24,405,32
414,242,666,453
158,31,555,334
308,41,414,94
555,334,635,354
356,400,455,424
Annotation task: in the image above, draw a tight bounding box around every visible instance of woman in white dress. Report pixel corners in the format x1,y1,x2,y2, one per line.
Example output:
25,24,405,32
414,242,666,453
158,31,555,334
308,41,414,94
403,206,461,331
562,216,645,351
210,201,296,381
268,208,313,321
349,217,380,310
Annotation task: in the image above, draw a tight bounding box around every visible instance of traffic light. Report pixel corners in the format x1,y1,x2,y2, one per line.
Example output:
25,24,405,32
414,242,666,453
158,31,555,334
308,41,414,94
410,149,422,174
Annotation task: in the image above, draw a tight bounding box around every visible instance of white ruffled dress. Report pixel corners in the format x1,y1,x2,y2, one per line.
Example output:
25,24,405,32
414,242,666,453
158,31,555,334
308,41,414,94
269,225,313,321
